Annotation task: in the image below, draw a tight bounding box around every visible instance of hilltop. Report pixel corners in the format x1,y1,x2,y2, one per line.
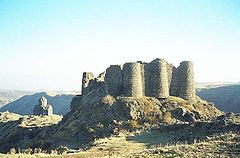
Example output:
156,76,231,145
52,94,222,147
0,58,238,158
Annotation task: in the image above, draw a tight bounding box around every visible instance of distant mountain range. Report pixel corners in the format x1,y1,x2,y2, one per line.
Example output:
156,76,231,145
0,90,79,115
197,83,240,113
0,89,32,108
196,82,240,89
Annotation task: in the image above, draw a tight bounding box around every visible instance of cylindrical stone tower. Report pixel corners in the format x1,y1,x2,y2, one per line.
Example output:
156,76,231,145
105,65,123,96
149,59,169,98
123,62,143,97
177,61,195,101
81,72,94,94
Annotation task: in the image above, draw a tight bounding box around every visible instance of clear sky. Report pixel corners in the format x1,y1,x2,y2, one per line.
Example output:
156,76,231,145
0,0,240,91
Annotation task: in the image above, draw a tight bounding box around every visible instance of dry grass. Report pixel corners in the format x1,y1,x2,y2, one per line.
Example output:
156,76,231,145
130,132,240,158
0,112,62,128
19,115,63,128
0,133,146,158
166,96,223,120
0,111,21,123
166,96,187,104
162,112,172,123
101,95,116,106
3,131,239,158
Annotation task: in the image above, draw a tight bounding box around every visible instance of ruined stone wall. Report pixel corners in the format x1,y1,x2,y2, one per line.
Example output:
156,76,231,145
105,65,123,96
140,62,146,96
144,63,151,97
96,72,105,82
177,61,195,101
167,63,173,91
146,59,169,98
169,66,178,96
81,72,94,94
123,62,143,97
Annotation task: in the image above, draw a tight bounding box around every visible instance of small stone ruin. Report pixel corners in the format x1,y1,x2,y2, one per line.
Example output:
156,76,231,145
33,96,53,116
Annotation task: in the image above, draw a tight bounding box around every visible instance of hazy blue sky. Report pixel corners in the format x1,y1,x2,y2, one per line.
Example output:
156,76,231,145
0,0,240,91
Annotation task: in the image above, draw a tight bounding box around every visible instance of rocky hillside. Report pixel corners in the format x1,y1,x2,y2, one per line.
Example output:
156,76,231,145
0,81,223,154
197,84,240,113
53,95,222,145
0,92,76,115
129,113,240,158
0,111,62,153
1,111,240,157
0,89,32,108
0,81,230,156
50,81,223,149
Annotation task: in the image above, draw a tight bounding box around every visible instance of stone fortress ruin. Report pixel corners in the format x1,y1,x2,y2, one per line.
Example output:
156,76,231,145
81,58,195,101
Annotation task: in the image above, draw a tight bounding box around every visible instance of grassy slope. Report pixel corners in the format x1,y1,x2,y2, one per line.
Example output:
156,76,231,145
1,131,239,158
1,113,240,158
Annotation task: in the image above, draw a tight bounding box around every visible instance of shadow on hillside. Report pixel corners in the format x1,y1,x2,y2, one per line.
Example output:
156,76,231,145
127,120,240,147
0,119,57,153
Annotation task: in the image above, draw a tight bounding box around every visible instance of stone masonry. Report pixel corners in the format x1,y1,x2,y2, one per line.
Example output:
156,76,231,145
177,61,195,101
81,58,196,101
105,65,123,96
146,59,169,98
123,62,143,97
33,96,53,116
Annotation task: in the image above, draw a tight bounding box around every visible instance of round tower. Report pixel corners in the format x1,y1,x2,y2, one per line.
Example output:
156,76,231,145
149,58,169,98
105,65,123,96
177,61,195,101
123,62,143,97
